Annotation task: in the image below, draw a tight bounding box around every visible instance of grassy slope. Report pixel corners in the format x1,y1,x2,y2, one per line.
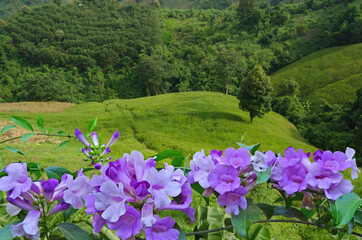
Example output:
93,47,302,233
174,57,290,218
271,43,362,106
0,92,361,239
0,92,314,170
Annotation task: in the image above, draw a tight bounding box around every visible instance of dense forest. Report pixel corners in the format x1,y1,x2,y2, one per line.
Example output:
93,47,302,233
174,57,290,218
0,0,361,161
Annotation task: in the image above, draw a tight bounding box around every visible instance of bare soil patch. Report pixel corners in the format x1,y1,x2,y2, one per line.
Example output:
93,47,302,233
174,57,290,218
0,102,74,113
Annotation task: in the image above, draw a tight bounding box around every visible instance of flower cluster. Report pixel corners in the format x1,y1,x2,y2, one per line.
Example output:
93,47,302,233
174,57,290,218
188,148,257,215
272,147,359,201
189,146,359,214
0,163,92,240
75,129,119,169
84,151,195,240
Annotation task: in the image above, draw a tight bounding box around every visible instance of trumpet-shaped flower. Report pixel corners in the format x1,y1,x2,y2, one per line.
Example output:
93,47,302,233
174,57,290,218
11,211,41,240
108,205,142,240
208,164,241,194
0,163,32,198
325,180,353,200
145,216,179,240
218,186,248,215
94,181,127,222
188,150,215,188
222,147,251,169
317,150,351,173
306,163,343,189
63,174,92,209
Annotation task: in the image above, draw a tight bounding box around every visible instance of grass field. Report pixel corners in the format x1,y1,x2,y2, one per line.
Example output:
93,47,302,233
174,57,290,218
0,92,360,239
271,43,362,107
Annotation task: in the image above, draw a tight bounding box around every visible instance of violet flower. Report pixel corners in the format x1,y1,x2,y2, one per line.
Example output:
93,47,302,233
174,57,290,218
145,216,179,240
0,163,32,198
108,205,142,240
106,130,119,148
278,165,307,194
317,150,351,173
94,181,127,222
217,186,248,215
251,151,268,172
11,211,41,240
63,174,92,209
40,179,59,202
208,164,241,194
222,147,251,169
75,128,90,147
91,132,99,147
345,147,360,179
306,163,343,189
188,150,215,188
325,180,353,200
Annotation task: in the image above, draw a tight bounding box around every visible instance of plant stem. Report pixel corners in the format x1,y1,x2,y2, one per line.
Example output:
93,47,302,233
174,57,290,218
0,133,73,145
184,220,362,237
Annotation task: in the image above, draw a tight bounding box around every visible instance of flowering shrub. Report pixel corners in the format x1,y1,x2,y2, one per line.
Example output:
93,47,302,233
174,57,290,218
0,116,361,240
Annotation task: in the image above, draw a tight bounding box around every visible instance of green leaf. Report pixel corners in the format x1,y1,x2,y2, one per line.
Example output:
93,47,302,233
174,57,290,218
175,224,187,240
236,141,261,155
2,147,25,156
354,209,362,226
249,224,271,240
0,169,6,178
256,204,274,220
27,162,42,179
88,118,97,133
57,131,66,135
58,223,91,240
10,116,33,132
347,218,354,235
63,205,78,222
331,193,362,228
154,150,185,167
191,182,209,205
255,166,272,184
301,208,316,220
21,133,35,143
0,125,16,135
47,128,53,134
37,115,44,130
58,141,70,149
45,166,71,181
273,206,307,221
231,204,260,239
0,220,22,240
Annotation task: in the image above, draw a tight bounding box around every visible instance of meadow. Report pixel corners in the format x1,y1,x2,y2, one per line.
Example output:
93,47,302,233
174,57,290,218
0,92,360,239
271,43,362,106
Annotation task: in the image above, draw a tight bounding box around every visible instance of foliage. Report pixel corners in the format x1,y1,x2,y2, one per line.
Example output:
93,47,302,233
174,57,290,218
238,66,273,122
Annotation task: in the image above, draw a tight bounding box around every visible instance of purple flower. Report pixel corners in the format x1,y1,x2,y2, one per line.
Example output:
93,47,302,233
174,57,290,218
313,150,324,162
40,179,59,202
108,205,142,240
124,151,156,182
346,147,360,179
92,214,107,235
278,147,311,168
91,132,99,147
7,195,36,211
48,201,70,215
0,163,32,198
94,181,127,222
101,147,111,157
188,150,215,188
63,174,92,209
278,165,307,194
325,180,353,200
94,162,102,170
208,164,241,194
251,151,268,172
146,168,181,208
75,128,90,147
131,180,150,200
222,147,251,169
11,211,41,240
210,149,223,164
218,186,248,215
145,216,179,240
100,159,131,189
106,130,119,148
306,163,343,189
141,203,156,227
317,150,351,173
6,203,21,216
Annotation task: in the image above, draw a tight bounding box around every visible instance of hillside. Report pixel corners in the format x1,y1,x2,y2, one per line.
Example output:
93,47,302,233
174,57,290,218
119,0,238,9
271,43,362,106
0,92,315,170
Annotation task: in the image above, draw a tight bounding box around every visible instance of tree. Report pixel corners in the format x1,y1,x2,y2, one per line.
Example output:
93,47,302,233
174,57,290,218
152,0,161,8
214,50,246,95
238,66,273,122
53,0,62,7
237,0,258,19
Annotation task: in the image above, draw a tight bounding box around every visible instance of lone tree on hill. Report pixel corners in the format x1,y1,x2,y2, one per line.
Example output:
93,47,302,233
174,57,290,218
238,66,273,122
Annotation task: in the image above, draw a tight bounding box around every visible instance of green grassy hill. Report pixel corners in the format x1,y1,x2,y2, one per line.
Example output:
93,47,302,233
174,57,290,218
119,0,238,9
0,92,314,170
271,43,362,106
